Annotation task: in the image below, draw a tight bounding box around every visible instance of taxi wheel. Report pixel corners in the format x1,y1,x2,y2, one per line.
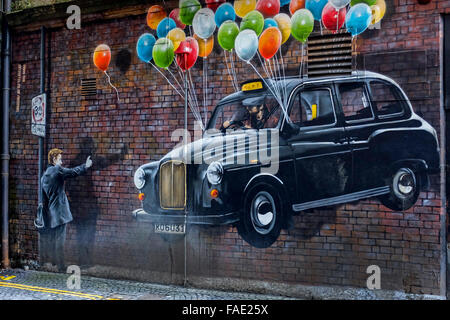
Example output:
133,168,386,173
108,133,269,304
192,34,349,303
237,185,283,248
379,167,421,211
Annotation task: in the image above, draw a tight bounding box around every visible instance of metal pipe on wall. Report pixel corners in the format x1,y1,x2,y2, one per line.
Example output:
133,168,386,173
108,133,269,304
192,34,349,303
1,0,11,269
38,27,45,205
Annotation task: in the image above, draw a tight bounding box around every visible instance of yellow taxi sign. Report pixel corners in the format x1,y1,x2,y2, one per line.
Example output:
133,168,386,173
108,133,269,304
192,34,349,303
241,81,263,92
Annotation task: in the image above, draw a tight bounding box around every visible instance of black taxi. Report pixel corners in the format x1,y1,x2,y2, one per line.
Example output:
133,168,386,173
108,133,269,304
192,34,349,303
132,71,440,248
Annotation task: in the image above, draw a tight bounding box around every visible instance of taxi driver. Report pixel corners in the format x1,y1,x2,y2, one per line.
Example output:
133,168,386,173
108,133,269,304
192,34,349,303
221,96,267,130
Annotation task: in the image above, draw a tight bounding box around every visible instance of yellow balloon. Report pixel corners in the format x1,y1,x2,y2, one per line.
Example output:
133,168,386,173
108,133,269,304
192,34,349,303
194,34,214,58
376,0,386,20
370,4,381,24
234,0,256,18
167,28,186,51
274,13,291,44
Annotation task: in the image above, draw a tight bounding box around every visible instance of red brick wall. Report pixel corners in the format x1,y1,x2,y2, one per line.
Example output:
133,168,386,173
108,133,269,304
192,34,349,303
8,0,449,295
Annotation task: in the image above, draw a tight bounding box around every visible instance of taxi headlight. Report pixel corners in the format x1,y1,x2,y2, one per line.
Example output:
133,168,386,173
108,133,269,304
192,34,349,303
134,168,146,189
206,161,224,185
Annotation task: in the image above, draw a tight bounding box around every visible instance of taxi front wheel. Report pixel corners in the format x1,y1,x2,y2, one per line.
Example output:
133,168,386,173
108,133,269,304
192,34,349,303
237,185,283,248
379,167,421,211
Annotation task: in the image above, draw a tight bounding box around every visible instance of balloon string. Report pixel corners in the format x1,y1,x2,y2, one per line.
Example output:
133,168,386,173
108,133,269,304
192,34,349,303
176,64,200,121
188,68,204,129
299,42,304,79
224,50,238,92
104,71,120,103
149,62,184,99
229,49,239,91
249,62,290,123
203,57,208,128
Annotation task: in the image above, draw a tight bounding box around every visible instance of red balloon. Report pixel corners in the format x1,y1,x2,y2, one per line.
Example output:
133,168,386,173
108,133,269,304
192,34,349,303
256,0,280,17
175,37,199,71
169,8,186,29
322,3,346,33
206,0,226,12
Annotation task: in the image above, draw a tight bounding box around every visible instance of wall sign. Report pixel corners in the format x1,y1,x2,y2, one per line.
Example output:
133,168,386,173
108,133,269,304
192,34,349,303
31,93,46,137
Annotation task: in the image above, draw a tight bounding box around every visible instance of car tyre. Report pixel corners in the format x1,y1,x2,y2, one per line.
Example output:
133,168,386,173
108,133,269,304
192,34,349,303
379,167,421,211
237,185,283,248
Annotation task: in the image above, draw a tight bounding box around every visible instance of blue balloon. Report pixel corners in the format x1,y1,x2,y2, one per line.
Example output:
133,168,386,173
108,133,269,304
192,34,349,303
215,3,236,28
136,33,156,63
263,18,278,31
235,29,258,62
345,3,372,37
305,0,328,21
156,17,176,38
280,0,291,6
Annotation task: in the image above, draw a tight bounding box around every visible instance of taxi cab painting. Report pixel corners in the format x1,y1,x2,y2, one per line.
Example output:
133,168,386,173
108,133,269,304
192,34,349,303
132,71,440,248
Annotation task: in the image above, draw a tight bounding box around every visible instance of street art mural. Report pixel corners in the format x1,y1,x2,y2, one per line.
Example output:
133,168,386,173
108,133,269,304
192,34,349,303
87,0,441,249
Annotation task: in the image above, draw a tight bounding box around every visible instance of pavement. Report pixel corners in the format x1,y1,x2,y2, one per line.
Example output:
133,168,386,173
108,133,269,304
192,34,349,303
0,268,297,300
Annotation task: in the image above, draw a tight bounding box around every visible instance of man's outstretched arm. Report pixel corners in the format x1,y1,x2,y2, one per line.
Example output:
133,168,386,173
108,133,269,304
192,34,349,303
59,156,93,179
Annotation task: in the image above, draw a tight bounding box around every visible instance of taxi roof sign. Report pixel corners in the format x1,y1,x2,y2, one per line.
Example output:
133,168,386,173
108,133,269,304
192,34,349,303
241,80,265,92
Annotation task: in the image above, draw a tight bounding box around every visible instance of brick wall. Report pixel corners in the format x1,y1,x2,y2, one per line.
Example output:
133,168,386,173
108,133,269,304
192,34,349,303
7,0,450,295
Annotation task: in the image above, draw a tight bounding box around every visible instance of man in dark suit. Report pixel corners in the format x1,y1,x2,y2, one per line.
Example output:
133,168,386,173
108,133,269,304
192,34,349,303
40,148,93,272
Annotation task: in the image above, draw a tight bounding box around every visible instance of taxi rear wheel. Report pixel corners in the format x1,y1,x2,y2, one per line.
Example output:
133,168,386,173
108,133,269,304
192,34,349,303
379,167,421,211
237,185,283,248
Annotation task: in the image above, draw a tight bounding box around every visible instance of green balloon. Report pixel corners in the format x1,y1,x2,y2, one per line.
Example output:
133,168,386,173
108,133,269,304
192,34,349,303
218,21,240,51
350,0,377,5
152,38,174,69
291,9,314,43
179,0,201,26
240,10,264,36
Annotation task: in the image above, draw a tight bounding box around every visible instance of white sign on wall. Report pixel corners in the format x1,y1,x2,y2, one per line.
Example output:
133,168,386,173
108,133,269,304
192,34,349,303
31,93,46,137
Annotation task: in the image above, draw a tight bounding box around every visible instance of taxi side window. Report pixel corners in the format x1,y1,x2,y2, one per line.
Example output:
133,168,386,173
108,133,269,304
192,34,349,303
290,89,335,127
338,82,373,122
369,80,405,118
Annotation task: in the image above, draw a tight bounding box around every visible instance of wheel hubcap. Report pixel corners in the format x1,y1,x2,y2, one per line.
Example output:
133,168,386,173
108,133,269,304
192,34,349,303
250,191,276,235
393,168,416,199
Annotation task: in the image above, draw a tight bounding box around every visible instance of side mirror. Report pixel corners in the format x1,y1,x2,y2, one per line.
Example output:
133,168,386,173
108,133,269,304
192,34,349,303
282,122,300,138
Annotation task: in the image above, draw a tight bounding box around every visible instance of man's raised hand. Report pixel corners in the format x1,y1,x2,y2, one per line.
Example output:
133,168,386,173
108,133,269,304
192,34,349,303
86,156,93,168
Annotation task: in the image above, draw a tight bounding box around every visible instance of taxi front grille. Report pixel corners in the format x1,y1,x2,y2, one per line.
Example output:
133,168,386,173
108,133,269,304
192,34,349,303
159,160,186,210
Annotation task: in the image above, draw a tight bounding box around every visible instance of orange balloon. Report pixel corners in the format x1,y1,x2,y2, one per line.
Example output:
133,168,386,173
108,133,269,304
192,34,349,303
194,34,214,58
258,27,281,60
93,44,111,72
289,0,305,15
147,5,166,30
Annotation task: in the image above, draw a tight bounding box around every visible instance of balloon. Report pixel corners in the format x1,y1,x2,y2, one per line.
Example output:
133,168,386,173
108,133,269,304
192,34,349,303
215,3,236,27
234,0,257,18
256,0,281,18
147,5,166,30
167,28,186,51
175,37,199,71
206,0,225,12
93,44,111,72
289,0,305,14
370,4,381,24
193,8,216,39
274,13,291,44
350,0,376,6
345,3,372,36
305,0,328,20
169,8,186,29
263,18,278,30
235,29,259,62
152,38,174,69
240,10,265,36
156,17,176,38
136,33,156,63
217,20,240,51
259,27,282,59
322,3,346,33
280,0,291,6
194,34,214,58
376,0,386,19
329,0,350,9
291,9,314,42
179,0,201,26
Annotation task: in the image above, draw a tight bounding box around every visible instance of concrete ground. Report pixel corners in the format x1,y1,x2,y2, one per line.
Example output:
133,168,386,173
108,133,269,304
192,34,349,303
0,268,297,300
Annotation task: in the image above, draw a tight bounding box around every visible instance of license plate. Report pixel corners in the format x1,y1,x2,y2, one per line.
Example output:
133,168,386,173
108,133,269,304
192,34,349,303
154,223,186,234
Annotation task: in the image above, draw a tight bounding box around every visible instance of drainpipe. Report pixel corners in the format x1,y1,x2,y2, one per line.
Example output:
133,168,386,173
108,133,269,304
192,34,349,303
1,0,11,269
38,27,45,213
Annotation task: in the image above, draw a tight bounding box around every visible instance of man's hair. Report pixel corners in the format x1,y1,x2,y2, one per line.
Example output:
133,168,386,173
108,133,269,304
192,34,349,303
48,148,63,165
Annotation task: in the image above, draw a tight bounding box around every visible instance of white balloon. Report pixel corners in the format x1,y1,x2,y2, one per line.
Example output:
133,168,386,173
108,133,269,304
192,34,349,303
193,8,216,39
235,29,258,62
329,0,350,9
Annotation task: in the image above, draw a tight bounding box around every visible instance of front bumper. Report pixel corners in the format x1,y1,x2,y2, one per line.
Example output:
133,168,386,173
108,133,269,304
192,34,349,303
132,208,239,225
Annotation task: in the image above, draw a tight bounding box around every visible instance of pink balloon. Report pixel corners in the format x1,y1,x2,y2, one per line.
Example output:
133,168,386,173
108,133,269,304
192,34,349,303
169,8,186,29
